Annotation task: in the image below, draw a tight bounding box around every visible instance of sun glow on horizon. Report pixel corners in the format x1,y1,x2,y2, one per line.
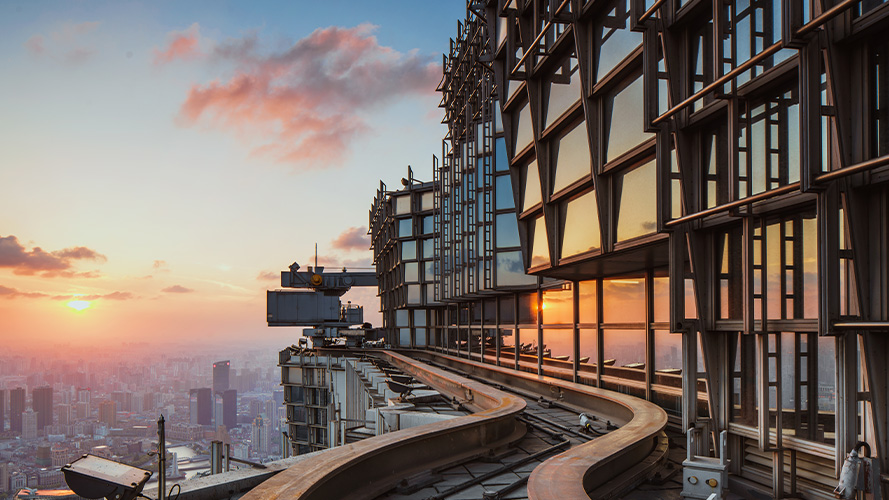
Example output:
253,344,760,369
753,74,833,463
67,300,92,311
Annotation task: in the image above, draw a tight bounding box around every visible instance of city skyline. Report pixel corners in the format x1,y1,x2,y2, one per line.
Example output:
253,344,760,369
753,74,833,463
0,1,464,350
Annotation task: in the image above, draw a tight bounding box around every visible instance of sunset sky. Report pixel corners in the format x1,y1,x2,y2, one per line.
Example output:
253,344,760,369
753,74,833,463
0,1,464,351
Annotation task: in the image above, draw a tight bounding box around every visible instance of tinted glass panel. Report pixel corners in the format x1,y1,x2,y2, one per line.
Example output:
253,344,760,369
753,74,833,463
496,251,534,286
515,101,534,155
616,159,657,242
531,216,549,268
603,277,645,323
495,174,515,210
402,241,416,261
542,287,573,324
605,76,652,163
578,280,597,323
496,213,520,248
603,329,645,367
595,0,642,82
551,123,591,194
561,191,601,258
545,56,581,129
522,160,542,211
398,218,412,237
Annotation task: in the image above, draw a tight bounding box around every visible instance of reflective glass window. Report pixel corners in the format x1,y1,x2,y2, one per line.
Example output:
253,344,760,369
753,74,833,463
421,192,434,211
398,218,412,237
396,309,409,327
401,240,416,261
518,292,537,324
496,213,520,248
422,216,434,234
515,101,534,155
737,88,800,196
603,329,645,367
604,75,652,162
578,280,597,323
399,328,411,346
495,251,534,286
415,328,427,346
495,174,514,210
414,309,426,327
545,56,581,129
603,277,645,323
542,287,573,324
422,238,434,259
560,190,601,258
579,328,597,365
407,285,421,304
395,195,411,215
495,137,508,171
616,159,657,242
551,122,591,194
522,160,542,211
653,277,669,323
531,216,549,268
594,0,642,83
543,329,573,361
499,296,516,323
404,262,419,282
654,330,682,371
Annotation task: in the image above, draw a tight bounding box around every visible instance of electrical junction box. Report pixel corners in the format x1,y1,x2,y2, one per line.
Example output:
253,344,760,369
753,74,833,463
682,429,729,500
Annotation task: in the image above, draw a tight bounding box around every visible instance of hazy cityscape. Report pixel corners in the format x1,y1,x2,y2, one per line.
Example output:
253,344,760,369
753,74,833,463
0,344,288,493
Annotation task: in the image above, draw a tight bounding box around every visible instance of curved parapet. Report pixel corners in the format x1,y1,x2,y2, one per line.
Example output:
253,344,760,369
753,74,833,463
406,350,669,500
242,351,526,500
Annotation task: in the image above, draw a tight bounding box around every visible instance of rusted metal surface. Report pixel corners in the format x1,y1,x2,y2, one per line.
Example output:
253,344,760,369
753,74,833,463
240,351,526,500
405,350,668,500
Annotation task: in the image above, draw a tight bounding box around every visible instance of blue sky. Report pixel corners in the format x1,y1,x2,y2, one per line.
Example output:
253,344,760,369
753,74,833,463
0,1,465,350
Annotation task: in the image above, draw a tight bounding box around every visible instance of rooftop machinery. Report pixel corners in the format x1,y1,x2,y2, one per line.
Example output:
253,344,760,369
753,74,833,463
267,261,378,347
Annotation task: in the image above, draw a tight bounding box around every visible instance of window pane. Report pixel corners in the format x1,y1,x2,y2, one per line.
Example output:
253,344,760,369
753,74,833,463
515,101,534,155
495,174,514,210
545,56,581,129
603,329,646,367
578,280,598,323
495,137,508,171
407,285,421,304
398,218,412,237
654,330,682,371
496,251,534,287
395,195,411,215
522,160,542,211
396,309,409,327
603,277,644,323
653,277,669,323
404,263,418,282
402,241,416,261
496,213,520,248
579,328,597,366
543,329,573,360
551,122,591,194
561,190,601,258
399,328,411,346
595,0,642,82
616,159,657,242
605,75,652,162
531,216,549,268
542,287,573,324
422,238,434,259
518,292,537,324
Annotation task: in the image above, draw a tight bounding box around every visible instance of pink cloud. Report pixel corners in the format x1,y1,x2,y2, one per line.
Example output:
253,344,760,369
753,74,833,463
162,285,194,293
0,235,106,277
176,23,440,169
0,285,134,301
256,271,279,281
24,21,100,64
331,226,369,252
153,23,201,65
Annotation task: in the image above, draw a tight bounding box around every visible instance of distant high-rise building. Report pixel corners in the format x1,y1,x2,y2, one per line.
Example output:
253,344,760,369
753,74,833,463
0,389,5,432
77,388,90,404
251,415,269,456
10,388,25,433
213,394,223,428
57,404,71,427
213,360,230,394
189,388,211,426
222,389,237,430
32,386,53,430
98,400,116,428
0,461,8,493
75,401,90,420
22,409,37,439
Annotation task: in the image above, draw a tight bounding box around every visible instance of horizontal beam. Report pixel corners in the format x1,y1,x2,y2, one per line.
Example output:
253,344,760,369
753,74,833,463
510,0,571,77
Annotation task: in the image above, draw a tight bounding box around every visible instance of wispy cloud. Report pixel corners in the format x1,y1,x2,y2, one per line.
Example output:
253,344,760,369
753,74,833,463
162,285,194,293
24,21,101,64
0,285,134,301
172,23,440,169
153,23,202,65
0,235,105,278
331,226,369,252
256,270,279,281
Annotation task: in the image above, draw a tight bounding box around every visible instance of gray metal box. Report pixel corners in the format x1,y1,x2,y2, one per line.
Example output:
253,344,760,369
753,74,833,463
268,291,342,326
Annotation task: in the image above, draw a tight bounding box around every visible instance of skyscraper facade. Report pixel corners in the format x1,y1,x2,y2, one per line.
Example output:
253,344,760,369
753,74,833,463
98,400,116,428
189,388,212,426
0,389,5,432
9,388,25,434
32,386,52,431
213,360,230,394
21,409,37,440
222,389,237,430
364,1,889,498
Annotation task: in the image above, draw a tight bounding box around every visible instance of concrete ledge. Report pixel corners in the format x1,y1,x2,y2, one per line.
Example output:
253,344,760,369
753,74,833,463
403,350,669,500
142,452,323,500
240,351,527,500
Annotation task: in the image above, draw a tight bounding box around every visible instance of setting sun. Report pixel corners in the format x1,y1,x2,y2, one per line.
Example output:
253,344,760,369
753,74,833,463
67,300,92,311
